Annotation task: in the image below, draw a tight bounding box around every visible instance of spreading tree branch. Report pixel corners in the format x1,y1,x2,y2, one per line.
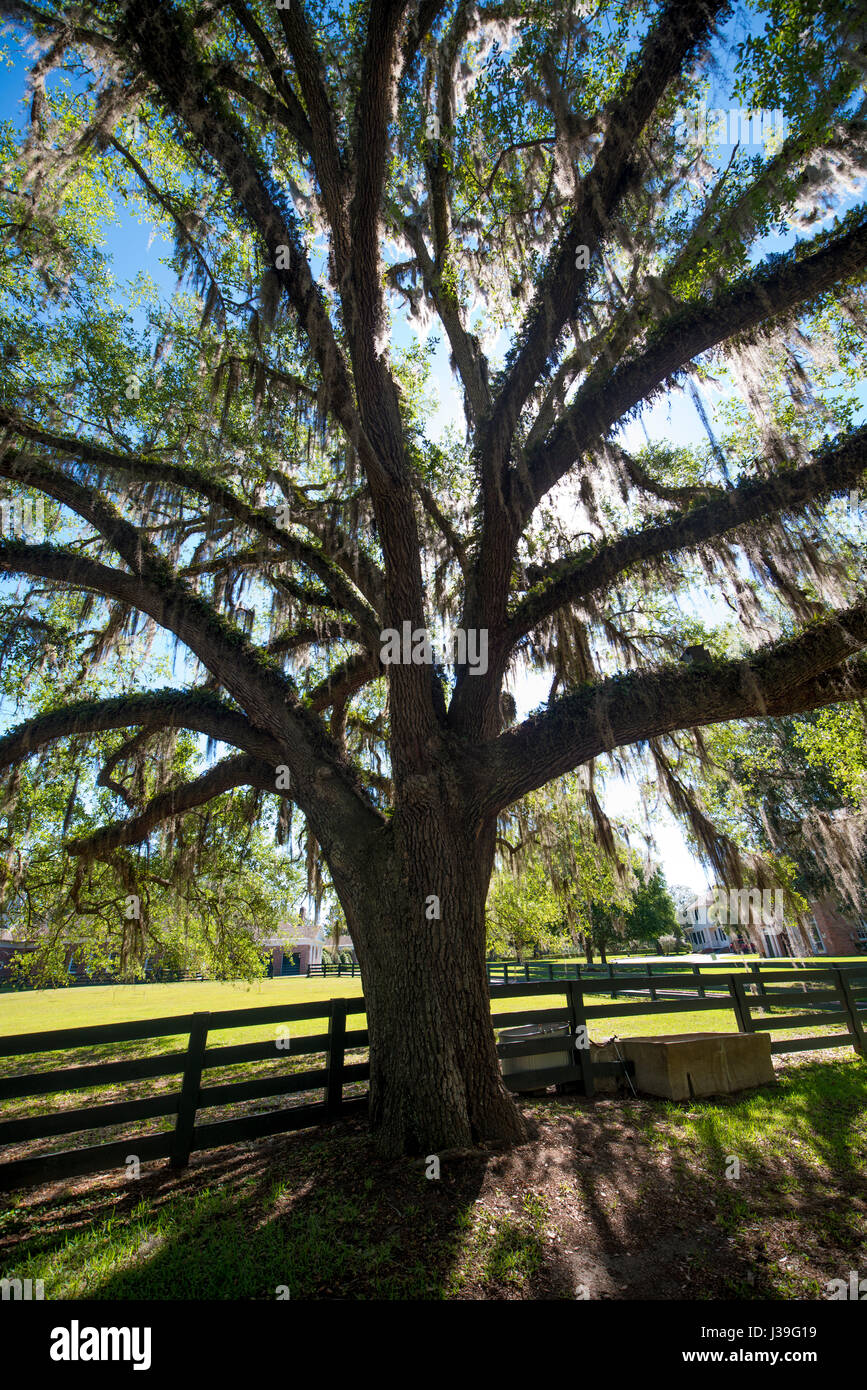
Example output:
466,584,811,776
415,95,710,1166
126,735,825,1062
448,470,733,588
479,603,867,815
507,425,867,645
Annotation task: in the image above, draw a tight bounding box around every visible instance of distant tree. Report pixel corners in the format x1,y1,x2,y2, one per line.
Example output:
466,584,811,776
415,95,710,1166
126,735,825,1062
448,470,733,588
491,773,634,962
622,866,681,952
327,900,349,960
485,858,562,961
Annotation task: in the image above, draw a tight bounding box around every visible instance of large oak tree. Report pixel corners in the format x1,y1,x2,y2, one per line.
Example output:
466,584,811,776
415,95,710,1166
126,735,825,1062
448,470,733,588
1,0,867,1153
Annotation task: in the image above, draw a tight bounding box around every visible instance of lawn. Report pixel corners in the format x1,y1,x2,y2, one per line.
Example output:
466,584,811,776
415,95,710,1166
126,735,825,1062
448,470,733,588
0,968,857,1081
3,953,861,1037
0,967,859,1177
0,1052,863,1299
0,978,369,1163
0,969,864,1300
0,975,364,1039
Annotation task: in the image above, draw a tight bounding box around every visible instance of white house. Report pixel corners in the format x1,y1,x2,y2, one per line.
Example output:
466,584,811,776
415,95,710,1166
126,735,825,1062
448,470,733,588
260,907,356,974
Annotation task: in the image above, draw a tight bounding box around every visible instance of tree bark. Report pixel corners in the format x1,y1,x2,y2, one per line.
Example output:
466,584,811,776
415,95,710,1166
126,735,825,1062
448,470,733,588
344,803,528,1156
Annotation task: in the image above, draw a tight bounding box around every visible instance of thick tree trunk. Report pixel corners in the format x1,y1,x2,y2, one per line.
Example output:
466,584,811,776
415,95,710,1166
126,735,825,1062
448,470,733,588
340,801,528,1157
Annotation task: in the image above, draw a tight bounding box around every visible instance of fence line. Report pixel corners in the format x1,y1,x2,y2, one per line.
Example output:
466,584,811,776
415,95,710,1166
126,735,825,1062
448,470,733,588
1,965,864,1189
5,954,860,991
306,961,362,978
484,957,866,987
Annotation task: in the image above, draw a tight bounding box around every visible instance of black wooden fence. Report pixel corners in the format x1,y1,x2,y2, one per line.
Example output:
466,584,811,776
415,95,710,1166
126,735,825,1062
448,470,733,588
1,964,864,1190
306,961,362,978
492,965,866,1092
486,957,865,989
0,998,368,1190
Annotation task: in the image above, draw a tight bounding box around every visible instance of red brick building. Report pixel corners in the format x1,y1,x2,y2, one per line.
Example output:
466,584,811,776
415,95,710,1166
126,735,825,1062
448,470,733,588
808,894,867,957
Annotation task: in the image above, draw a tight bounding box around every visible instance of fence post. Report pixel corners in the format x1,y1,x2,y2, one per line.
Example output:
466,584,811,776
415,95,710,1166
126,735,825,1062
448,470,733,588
170,1012,209,1169
566,979,593,1098
503,962,509,986
751,961,768,1010
694,964,706,1000
548,963,554,982
648,964,657,1002
729,976,752,1034
326,998,347,1117
609,962,618,1000
833,967,865,1057
525,962,530,983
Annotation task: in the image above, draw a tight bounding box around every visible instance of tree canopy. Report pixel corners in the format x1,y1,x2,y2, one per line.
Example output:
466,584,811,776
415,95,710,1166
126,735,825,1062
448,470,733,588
1,0,867,1150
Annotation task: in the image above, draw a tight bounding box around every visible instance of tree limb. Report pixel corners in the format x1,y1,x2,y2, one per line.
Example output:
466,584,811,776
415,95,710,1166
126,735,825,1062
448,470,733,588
478,602,867,815
507,424,867,645
524,209,867,517
66,752,277,858
0,688,283,769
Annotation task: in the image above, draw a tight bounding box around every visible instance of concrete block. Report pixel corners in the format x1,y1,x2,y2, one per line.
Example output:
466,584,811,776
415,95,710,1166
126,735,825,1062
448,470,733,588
620,1031,774,1101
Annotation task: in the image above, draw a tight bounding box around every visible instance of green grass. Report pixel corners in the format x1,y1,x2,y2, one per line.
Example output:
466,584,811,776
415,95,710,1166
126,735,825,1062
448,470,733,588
0,978,368,1151
0,968,858,1174
0,975,364,1038
0,1138,445,1299
0,971,855,1096
0,953,861,1039
2,1056,864,1300
0,969,863,1301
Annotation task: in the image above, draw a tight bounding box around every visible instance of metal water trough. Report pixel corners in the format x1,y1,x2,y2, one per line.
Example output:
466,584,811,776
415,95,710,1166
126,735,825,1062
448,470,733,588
498,1022,573,1091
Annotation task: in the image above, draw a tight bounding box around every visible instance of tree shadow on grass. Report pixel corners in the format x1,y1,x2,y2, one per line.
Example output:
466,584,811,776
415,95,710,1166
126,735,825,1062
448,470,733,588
504,1053,867,1299
3,1117,491,1300
3,1055,865,1300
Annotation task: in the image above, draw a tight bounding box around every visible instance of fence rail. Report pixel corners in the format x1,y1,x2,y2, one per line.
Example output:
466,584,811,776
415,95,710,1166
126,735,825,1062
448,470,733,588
485,957,866,987
1,964,865,1190
305,961,362,978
